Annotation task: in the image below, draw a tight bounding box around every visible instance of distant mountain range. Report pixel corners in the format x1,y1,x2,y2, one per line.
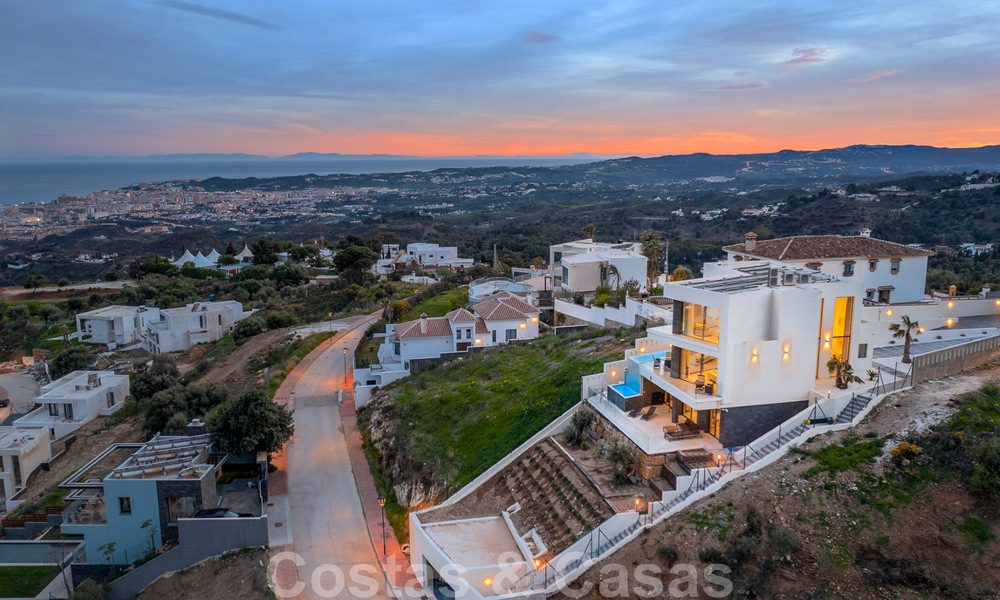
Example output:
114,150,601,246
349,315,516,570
589,144,1000,182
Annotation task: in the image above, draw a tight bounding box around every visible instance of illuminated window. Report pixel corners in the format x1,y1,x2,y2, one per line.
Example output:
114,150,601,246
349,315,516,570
830,297,854,361
677,302,720,345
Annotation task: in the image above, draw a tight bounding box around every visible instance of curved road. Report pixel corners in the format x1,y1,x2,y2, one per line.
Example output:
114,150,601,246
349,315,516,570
270,315,391,600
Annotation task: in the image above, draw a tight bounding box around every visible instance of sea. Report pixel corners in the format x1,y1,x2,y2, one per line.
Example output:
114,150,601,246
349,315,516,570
0,156,597,206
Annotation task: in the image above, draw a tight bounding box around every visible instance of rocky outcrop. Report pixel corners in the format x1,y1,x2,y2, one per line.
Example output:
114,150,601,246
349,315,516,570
361,389,449,508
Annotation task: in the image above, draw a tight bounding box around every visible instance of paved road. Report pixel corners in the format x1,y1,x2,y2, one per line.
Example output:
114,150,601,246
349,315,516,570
276,316,390,600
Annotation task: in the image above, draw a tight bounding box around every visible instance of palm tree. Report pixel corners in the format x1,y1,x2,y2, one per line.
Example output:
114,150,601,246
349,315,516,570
607,264,621,289
888,315,920,363
639,230,664,287
582,224,596,239
827,357,863,389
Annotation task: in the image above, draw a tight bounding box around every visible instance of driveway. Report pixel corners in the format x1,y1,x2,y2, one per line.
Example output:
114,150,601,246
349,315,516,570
271,315,390,600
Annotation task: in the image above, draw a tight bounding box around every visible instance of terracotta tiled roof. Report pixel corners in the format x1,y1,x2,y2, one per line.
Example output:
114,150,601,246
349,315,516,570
446,308,477,322
474,318,489,334
473,292,538,321
391,316,453,339
723,235,933,261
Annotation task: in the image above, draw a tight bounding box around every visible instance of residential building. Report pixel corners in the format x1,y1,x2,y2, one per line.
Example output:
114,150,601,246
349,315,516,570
404,242,475,270
0,427,52,512
354,292,540,405
548,239,647,297
76,305,161,347
585,257,871,459
144,301,247,354
59,434,231,564
14,371,129,440
723,231,933,304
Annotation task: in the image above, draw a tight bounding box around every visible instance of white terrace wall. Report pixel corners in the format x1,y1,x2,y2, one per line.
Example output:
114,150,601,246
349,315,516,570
912,334,1000,383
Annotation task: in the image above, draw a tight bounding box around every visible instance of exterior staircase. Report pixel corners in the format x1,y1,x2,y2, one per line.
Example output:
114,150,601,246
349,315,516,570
836,393,873,424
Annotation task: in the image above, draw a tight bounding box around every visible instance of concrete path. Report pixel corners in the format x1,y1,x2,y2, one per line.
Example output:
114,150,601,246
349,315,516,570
340,399,421,596
269,313,391,600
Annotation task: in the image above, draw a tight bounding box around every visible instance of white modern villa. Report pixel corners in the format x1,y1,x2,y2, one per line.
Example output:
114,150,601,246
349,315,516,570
144,300,247,354
548,239,648,298
404,243,475,270
14,371,129,440
0,427,52,513
76,305,161,348
354,292,540,405
407,234,1000,600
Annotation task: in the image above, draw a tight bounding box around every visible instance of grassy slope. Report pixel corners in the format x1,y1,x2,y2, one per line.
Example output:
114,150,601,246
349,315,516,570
359,328,638,534
400,286,467,320
0,566,62,597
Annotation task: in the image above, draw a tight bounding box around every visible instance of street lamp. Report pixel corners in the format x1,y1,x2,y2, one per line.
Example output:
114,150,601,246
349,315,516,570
377,495,387,557
342,347,349,385
328,311,333,333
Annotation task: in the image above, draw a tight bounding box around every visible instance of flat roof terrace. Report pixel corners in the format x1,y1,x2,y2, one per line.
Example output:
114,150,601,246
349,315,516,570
424,517,526,568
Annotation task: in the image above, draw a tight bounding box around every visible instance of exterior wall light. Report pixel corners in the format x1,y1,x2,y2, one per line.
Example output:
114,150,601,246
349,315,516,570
475,338,482,345
995,299,1000,306
639,346,646,353
610,369,617,379
948,301,955,308
483,577,493,587
823,333,831,350
534,559,543,568
886,309,893,317
750,348,758,363
918,327,925,333
519,323,527,329
782,345,790,361
531,316,539,323
947,318,954,327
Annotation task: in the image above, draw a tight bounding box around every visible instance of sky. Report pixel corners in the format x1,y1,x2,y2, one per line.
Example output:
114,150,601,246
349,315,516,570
1,0,999,158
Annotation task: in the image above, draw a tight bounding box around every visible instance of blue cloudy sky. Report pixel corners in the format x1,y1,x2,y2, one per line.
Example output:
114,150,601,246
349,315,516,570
1,0,998,157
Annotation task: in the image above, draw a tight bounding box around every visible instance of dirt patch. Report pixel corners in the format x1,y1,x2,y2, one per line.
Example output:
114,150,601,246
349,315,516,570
555,364,1000,600
134,548,272,600
196,328,296,397
14,413,145,511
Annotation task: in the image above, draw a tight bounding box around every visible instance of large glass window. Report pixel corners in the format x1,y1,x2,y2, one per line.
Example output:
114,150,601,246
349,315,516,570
679,302,720,345
830,296,854,361
676,348,719,394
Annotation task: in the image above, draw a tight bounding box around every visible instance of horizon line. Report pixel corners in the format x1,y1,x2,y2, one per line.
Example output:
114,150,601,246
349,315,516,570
2,141,999,162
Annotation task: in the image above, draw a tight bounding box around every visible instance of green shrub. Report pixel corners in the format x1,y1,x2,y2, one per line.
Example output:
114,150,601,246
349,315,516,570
970,438,1000,502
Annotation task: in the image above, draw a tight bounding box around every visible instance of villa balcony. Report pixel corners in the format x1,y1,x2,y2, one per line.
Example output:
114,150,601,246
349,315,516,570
586,392,722,456
630,353,722,412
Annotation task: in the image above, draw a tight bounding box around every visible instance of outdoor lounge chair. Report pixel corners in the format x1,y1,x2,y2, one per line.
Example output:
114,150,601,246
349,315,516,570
640,406,657,421
627,406,642,418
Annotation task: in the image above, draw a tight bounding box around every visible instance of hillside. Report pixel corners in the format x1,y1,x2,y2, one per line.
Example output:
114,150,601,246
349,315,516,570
555,367,1000,600
358,329,637,512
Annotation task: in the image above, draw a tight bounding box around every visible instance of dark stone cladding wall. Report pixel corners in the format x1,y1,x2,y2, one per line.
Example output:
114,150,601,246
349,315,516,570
155,475,218,534
718,400,809,448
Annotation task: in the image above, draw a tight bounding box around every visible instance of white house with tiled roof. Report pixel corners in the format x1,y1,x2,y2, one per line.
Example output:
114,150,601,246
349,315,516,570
353,293,540,406
723,230,933,304
472,291,541,344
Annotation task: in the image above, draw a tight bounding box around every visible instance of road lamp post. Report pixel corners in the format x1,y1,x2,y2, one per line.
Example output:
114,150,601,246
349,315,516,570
342,347,349,386
377,495,387,557
328,311,333,333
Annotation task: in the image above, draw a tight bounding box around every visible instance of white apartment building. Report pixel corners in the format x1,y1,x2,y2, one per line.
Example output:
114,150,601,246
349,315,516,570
723,230,932,304
76,305,161,347
14,371,129,440
405,243,475,270
548,238,648,296
0,427,52,512
144,300,247,354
